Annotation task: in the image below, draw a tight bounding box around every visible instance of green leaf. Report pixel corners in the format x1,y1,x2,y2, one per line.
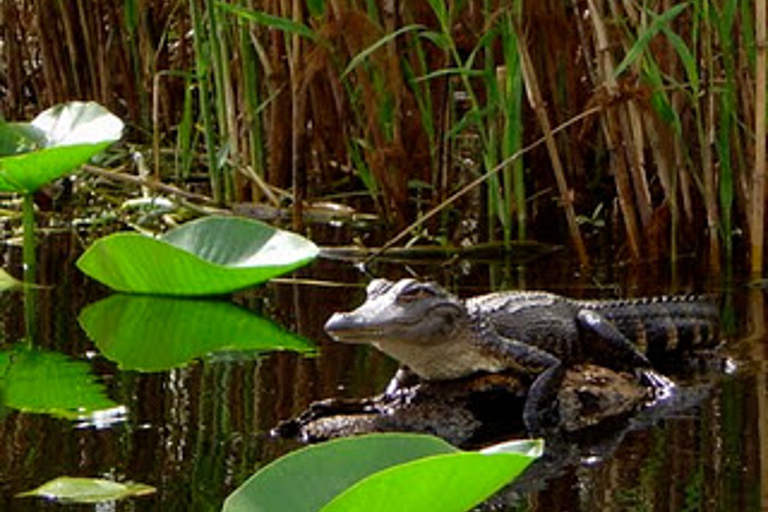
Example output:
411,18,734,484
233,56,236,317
322,451,535,512
0,102,123,193
223,434,543,512
223,434,459,512
0,345,119,420
76,216,319,296
305,0,325,18
17,477,155,503
79,294,315,372
217,3,320,43
342,24,425,79
613,3,688,79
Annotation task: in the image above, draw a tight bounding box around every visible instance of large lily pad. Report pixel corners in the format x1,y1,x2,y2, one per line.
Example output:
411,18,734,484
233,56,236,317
78,294,315,372
223,433,542,512
0,101,123,193
76,216,319,295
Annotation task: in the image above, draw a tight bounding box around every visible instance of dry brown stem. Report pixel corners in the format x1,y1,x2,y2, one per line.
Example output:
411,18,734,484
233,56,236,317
517,28,589,268
753,0,767,274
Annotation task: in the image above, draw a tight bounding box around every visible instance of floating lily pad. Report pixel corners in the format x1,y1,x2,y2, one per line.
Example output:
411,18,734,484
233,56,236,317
78,294,315,372
17,477,155,503
223,433,542,512
76,216,319,295
0,101,123,193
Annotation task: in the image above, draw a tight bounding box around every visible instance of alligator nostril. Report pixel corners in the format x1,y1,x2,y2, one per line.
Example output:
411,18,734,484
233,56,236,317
323,312,347,334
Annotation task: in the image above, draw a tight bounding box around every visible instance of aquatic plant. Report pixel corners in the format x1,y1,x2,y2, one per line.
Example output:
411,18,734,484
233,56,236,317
223,433,542,512
79,294,315,371
0,101,123,281
76,215,319,296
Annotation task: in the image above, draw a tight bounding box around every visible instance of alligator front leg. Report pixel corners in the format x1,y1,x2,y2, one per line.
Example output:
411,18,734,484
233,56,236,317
481,335,564,434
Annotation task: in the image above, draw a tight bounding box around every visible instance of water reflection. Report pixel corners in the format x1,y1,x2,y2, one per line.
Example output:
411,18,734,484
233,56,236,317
0,242,766,510
79,294,315,372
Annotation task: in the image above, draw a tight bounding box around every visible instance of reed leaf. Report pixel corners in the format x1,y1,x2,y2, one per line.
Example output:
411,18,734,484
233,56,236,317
613,3,688,78
216,3,321,44
342,24,425,79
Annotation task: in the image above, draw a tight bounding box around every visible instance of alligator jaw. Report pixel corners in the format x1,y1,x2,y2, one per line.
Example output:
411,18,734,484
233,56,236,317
324,312,383,344
324,312,431,344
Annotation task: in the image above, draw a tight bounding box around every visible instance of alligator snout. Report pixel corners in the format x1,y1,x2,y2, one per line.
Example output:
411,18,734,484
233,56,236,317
324,312,369,344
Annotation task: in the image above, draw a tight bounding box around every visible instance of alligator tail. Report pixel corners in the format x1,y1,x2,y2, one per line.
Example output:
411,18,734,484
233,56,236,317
581,296,720,359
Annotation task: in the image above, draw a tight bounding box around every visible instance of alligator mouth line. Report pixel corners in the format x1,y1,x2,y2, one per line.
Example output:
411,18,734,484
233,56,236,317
326,319,424,343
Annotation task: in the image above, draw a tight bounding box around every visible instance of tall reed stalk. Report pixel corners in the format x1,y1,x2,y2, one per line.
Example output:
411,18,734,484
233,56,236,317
753,0,766,274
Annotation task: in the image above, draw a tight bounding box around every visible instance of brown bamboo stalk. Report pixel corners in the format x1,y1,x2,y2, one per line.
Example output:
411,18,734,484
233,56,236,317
613,0,652,229
290,0,306,231
366,106,603,263
57,0,83,97
752,0,766,274
76,0,98,98
619,102,652,228
587,0,641,259
700,2,720,271
515,29,589,267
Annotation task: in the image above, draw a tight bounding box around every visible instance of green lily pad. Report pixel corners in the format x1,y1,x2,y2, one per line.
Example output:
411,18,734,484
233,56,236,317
322,447,539,512
76,216,319,296
0,101,123,193
78,294,315,372
17,477,155,503
223,433,542,512
0,345,119,420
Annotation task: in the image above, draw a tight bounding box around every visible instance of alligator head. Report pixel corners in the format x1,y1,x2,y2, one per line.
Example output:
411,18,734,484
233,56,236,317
325,278,467,345
324,278,499,380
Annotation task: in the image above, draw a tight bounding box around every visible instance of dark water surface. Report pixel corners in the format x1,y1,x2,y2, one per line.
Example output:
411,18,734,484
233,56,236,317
0,232,765,511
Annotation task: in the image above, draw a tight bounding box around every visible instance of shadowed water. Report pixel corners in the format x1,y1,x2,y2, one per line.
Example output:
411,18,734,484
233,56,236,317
0,231,765,511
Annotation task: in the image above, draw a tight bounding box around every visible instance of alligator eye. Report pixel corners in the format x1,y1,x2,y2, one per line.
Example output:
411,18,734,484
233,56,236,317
367,279,392,297
396,284,439,304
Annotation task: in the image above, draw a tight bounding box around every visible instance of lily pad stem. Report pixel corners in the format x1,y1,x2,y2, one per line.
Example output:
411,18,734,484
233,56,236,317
22,193,36,281
22,193,37,341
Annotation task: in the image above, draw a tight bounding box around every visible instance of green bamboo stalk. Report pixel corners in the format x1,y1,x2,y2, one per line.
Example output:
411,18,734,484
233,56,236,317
499,10,525,243
190,0,222,204
238,3,266,185
208,0,236,202
176,76,195,180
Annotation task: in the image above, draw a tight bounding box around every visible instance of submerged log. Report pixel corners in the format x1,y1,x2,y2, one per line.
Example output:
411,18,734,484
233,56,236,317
274,364,650,447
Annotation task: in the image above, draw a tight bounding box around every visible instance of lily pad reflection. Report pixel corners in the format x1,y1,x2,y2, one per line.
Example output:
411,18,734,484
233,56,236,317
0,345,119,420
17,476,155,503
79,294,316,372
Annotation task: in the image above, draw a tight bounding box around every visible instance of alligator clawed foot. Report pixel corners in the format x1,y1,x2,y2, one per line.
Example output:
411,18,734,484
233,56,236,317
638,369,677,402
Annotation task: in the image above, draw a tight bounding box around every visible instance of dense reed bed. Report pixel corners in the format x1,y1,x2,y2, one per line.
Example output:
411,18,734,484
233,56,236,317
0,0,764,271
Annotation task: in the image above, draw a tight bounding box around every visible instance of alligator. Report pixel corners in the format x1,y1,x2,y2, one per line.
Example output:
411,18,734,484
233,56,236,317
324,278,719,433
